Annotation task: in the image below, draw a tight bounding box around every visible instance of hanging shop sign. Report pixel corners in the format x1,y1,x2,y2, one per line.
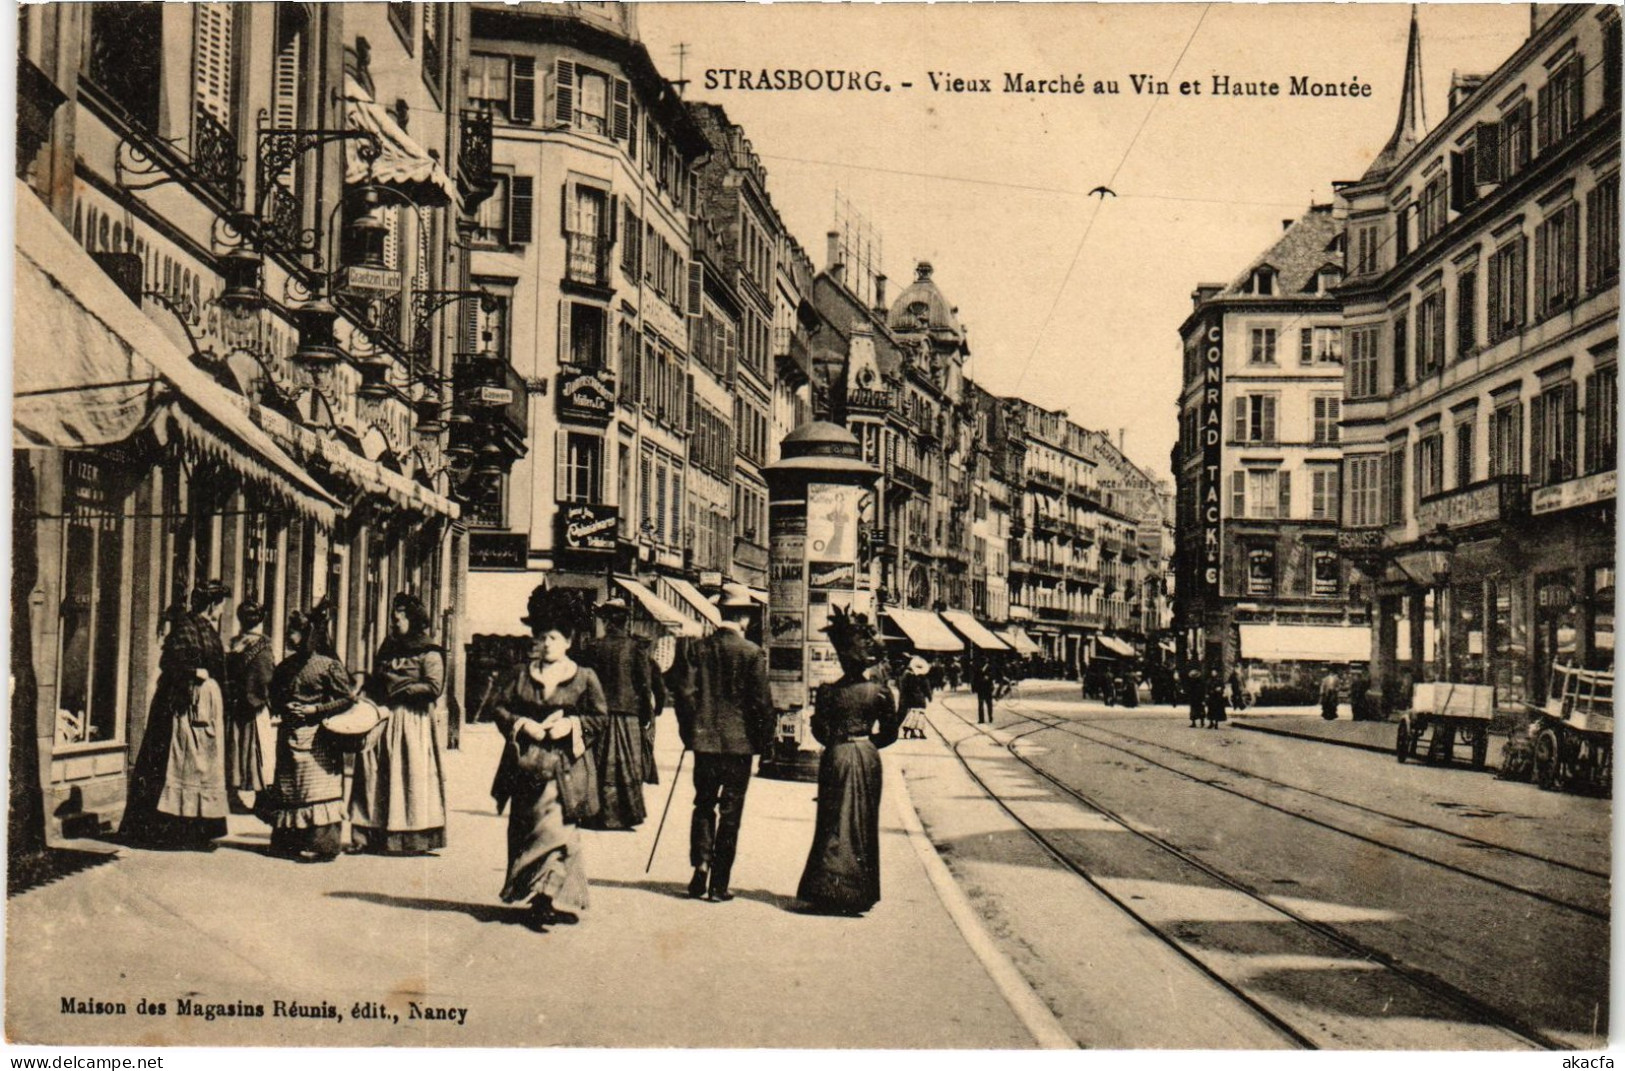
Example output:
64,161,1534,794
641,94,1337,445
557,365,617,424
1337,528,1387,552
1197,319,1224,596
469,532,529,570
558,502,618,552
336,266,402,294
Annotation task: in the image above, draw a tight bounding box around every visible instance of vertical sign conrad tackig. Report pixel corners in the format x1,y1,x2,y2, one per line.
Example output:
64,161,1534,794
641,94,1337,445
1200,320,1224,595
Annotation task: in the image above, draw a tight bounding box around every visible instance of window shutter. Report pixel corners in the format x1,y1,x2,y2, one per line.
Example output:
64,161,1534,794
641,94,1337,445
1531,394,1548,484
612,78,631,141
640,451,652,529
1535,81,1553,154
686,373,696,435
1475,122,1500,184
1300,327,1313,365
1233,397,1246,442
459,294,480,354
1328,467,1341,522
1230,471,1246,519
507,176,534,244
1514,236,1528,326
628,101,640,160
557,300,572,365
1533,220,1549,317
1261,396,1277,443
271,17,301,132
686,260,704,318
554,59,575,126
511,56,536,125
1278,470,1292,519
194,3,235,126
1562,384,1578,480
556,429,572,504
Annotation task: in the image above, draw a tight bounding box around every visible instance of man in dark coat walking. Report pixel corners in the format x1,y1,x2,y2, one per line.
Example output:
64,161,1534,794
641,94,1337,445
575,598,662,829
665,592,774,903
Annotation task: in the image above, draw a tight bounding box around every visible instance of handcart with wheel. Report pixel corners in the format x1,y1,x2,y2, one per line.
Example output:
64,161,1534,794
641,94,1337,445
1526,662,1612,794
1395,682,1496,769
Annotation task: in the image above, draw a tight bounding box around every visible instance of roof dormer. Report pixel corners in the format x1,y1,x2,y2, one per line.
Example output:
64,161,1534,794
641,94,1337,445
1246,264,1278,295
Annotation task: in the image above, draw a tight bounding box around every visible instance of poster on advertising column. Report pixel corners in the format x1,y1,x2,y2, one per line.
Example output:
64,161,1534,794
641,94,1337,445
807,483,864,564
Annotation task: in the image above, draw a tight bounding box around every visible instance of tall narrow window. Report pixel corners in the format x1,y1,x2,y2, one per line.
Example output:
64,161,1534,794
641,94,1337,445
1416,431,1445,503
1455,418,1476,488
1534,202,1580,319
1313,395,1341,444
1585,367,1617,475
1347,325,1380,399
1489,401,1524,478
1456,268,1478,359
1531,382,1578,486
1310,467,1340,521
1587,173,1620,294
1392,311,1410,388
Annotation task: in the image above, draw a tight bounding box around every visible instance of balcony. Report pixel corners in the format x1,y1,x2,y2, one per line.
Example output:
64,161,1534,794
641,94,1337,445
1027,470,1064,496
1120,539,1141,562
564,233,614,291
1074,523,1097,546
191,104,240,208
458,110,496,209
886,458,932,498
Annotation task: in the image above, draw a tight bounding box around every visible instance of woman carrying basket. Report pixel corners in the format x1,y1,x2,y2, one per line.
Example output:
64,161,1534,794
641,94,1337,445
267,604,354,862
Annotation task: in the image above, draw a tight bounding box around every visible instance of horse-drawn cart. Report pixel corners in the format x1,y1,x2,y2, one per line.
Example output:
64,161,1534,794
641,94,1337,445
1526,663,1612,793
1395,682,1496,768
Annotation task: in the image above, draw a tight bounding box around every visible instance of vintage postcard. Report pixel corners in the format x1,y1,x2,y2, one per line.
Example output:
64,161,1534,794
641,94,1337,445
10,0,1616,1057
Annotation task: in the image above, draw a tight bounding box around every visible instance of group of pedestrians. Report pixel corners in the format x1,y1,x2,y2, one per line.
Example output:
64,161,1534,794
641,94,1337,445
120,584,450,863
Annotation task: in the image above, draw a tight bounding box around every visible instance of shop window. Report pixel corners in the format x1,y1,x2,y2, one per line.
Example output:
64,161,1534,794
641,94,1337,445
1451,581,1486,684
1534,569,1580,700
1491,579,1529,704
560,432,603,504
1588,565,1615,672
55,455,129,747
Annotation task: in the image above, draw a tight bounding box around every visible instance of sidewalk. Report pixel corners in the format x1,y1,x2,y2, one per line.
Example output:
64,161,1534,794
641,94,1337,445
6,712,1035,1049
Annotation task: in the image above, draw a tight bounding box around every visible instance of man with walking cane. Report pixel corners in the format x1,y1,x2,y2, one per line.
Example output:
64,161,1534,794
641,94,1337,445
660,591,773,903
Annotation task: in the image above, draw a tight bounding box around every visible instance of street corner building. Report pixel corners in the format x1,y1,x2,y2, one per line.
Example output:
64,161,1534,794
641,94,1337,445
1174,5,1619,715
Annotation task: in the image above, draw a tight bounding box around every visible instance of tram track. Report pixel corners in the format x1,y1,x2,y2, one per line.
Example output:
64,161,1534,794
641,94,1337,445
927,697,1575,1051
1001,700,1610,922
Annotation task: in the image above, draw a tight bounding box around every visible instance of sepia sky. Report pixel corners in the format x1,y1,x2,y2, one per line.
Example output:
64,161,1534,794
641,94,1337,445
636,3,1535,481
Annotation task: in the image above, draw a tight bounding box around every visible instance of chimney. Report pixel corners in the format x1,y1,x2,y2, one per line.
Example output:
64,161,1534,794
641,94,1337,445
873,273,888,313
1283,219,1294,231
1118,428,1125,451
826,230,844,286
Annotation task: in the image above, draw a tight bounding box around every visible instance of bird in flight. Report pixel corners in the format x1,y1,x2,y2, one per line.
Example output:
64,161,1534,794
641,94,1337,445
1088,186,1117,199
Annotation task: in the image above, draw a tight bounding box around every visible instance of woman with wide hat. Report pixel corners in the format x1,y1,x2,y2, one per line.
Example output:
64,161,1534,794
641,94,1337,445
119,581,231,851
351,592,448,854
487,586,608,929
797,606,903,916
267,603,354,861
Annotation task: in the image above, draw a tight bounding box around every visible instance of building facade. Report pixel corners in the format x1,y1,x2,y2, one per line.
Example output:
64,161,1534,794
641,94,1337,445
1337,6,1620,709
1174,204,1371,688
18,1,491,840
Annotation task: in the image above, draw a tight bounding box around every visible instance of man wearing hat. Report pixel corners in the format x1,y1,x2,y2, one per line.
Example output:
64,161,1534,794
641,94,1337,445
574,597,662,829
665,590,773,902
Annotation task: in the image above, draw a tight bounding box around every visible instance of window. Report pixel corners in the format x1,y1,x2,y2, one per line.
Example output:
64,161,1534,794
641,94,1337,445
1385,441,1407,525
1311,549,1341,598
577,69,609,135
1392,311,1409,388
564,182,609,286
1537,55,1584,151
388,3,413,47
1585,366,1617,475
422,3,445,97
1244,469,1281,520
1455,418,1476,488
1249,268,1275,296
466,473,505,528
1456,268,1478,360
1300,326,1342,365
1347,325,1380,399
474,175,509,245
1500,99,1532,180
1246,547,1277,597
1355,225,1380,275
1587,173,1620,292
1451,144,1480,212
1488,236,1528,342
1310,467,1340,521
1416,290,1446,377
1395,203,1411,260
1347,456,1384,527
460,287,509,360
1312,395,1341,444
1418,174,1449,243
561,433,603,504
86,4,163,130
564,302,607,368
54,455,128,747
1534,202,1580,318
468,53,512,119
1232,393,1278,443
1531,381,1578,486
1489,400,1525,478
620,203,641,275
1416,430,1445,503
1249,327,1278,365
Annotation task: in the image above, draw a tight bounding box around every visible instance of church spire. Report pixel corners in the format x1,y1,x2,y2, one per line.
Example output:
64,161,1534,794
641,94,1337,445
1361,6,1429,182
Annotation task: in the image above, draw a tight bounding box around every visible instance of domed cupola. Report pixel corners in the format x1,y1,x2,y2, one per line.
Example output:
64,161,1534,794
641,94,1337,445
887,261,963,341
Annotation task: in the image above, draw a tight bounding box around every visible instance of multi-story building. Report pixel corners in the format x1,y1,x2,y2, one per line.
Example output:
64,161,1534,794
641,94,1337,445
690,102,780,594
1337,6,1619,708
462,2,710,675
686,208,742,601
1173,202,1370,686
17,2,490,839
771,235,817,460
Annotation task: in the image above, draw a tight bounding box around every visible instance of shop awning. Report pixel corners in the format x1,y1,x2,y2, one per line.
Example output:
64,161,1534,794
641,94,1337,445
998,627,1042,656
14,189,341,527
941,610,1011,652
1240,623,1372,663
256,406,458,521
344,75,457,207
465,570,546,637
616,577,703,637
1096,635,1138,658
722,582,769,606
883,609,964,653
658,576,722,630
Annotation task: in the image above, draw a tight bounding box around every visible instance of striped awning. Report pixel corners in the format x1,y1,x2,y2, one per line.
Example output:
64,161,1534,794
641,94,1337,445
941,610,1011,652
344,76,457,207
616,577,703,637
13,189,341,527
998,627,1042,656
1096,635,1138,658
883,609,964,653
658,575,722,630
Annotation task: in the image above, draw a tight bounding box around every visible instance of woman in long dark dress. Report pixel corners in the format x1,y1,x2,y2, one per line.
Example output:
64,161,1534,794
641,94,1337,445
488,586,608,929
267,606,354,861
120,582,231,851
797,607,903,916
1205,671,1230,729
226,600,276,814
351,593,448,854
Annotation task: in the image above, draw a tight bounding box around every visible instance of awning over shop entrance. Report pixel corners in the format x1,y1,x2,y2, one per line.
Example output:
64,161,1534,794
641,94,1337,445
883,609,964,653
14,189,340,527
616,577,703,637
1095,635,1138,658
941,610,1010,652
658,575,723,630
998,627,1042,656
466,570,546,637
1240,623,1372,663
344,76,458,206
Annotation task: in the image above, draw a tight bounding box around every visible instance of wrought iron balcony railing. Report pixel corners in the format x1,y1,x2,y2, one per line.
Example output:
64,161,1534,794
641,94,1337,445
564,233,614,289
459,109,496,208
